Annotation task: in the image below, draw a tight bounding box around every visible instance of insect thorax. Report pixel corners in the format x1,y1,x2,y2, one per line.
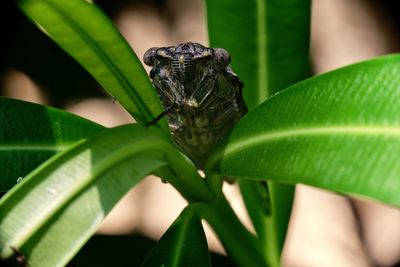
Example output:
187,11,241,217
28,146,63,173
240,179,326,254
144,42,247,168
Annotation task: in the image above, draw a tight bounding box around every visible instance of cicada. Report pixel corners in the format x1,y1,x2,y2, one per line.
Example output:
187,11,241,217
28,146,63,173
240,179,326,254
144,42,247,168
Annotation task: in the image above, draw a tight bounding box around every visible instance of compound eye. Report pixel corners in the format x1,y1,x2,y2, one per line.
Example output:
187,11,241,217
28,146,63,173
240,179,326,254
214,48,231,67
143,47,158,66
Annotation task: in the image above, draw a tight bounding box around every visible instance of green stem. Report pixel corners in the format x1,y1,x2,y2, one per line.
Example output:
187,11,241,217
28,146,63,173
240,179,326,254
161,145,214,203
195,194,268,267
238,180,269,246
205,174,223,196
264,182,294,267
239,180,293,267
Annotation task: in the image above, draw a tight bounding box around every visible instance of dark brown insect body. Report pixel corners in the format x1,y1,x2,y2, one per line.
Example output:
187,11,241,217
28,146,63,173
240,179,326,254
144,42,247,168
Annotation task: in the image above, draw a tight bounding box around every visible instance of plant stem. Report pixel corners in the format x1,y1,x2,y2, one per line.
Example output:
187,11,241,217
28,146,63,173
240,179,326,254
264,182,294,267
161,145,214,202
195,193,268,267
240,180,293,267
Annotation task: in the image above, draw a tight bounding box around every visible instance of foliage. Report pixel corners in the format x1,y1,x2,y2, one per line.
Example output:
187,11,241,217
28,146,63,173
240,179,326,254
1,0,399,266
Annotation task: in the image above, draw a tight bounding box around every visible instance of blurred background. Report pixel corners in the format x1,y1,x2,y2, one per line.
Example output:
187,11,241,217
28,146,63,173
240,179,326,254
1,0,400,266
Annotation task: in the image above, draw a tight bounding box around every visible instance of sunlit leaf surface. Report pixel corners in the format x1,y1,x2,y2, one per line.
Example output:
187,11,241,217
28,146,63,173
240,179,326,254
18,0,168,130
208,54,400,206
0,97,104,192
0,125,179,267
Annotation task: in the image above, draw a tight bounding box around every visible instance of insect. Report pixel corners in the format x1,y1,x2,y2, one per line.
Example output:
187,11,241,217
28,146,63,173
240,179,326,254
144,42,247,168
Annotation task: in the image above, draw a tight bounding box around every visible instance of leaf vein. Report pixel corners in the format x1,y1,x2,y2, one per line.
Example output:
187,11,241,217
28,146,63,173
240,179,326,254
226,126,400,155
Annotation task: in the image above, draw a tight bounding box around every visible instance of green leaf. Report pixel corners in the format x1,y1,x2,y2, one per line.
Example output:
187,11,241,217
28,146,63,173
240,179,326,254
0,97,104,192
18,0,168,130
206,0,311,108
142,206,210,267
207,1,311,263
207,54,400,207
0,125,207,267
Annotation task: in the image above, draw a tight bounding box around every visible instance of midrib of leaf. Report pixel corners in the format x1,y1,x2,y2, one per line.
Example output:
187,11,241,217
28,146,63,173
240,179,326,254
256,0,269,103
42,0,154,123
0,144,70,152
211,125,400,165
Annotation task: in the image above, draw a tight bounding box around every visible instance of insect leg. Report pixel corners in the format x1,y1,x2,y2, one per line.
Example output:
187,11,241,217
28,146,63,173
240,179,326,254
144,104,176,127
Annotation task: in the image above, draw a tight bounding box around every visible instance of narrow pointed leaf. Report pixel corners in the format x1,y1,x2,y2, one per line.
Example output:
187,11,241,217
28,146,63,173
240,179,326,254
206,1,311,261
18,0,167,130
0,97,104,192
142,206,210,267
207,54,400,206
0,125,204,267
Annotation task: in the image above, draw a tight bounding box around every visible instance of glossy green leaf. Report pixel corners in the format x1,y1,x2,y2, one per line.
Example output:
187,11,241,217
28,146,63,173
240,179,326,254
207,1,311,263
0,97,104,192
0,125,209,267
207,54,400,206
18,0,168,130
142,206,210,267
206,0,311,108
